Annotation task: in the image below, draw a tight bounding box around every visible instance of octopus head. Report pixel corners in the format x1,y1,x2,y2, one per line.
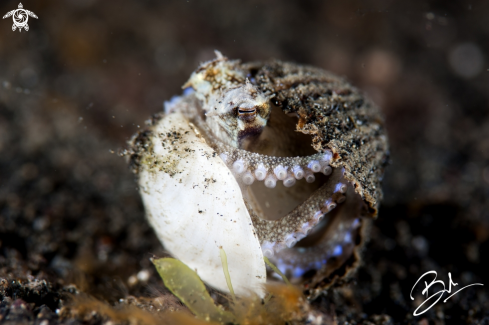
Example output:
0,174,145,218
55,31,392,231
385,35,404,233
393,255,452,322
205,79,271,148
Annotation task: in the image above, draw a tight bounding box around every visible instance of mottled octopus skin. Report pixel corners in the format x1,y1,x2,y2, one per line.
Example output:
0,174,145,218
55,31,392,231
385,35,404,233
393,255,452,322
128,54,389,298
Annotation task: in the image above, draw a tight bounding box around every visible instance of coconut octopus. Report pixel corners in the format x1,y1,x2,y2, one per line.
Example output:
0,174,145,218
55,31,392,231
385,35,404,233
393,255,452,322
127,51,389,299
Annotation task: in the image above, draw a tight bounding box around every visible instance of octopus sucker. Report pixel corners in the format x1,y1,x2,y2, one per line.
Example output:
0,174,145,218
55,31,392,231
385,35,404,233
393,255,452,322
127,51,389,298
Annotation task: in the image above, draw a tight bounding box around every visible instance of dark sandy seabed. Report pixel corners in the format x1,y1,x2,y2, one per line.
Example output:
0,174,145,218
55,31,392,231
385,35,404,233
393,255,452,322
0,1,488,324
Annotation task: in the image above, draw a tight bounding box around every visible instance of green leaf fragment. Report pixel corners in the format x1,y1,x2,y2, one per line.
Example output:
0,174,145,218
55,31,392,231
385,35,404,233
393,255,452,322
219,248,236,303
152,257,236,324
264,256,290,285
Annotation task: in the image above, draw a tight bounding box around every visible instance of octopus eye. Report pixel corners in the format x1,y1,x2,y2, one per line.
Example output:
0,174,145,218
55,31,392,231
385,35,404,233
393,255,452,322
237,107,256,119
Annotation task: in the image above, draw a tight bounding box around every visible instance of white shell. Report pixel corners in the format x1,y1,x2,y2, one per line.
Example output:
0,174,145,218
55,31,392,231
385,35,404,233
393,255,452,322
138,111,266,297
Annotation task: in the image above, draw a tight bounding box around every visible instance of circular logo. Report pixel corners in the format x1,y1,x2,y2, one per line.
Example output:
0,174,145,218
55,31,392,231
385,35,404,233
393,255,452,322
13,10,28,27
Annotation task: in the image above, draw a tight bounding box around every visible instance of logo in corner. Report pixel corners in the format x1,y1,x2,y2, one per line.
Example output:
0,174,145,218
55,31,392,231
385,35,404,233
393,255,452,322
3,3,38,32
